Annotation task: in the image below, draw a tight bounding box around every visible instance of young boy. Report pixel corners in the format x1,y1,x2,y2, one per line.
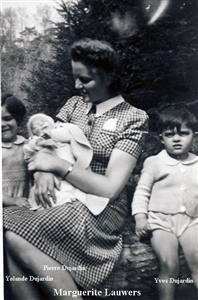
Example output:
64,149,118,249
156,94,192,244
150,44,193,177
132,105,198,300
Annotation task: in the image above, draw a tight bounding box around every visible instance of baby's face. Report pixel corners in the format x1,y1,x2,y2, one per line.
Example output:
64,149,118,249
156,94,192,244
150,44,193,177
31,116,53,136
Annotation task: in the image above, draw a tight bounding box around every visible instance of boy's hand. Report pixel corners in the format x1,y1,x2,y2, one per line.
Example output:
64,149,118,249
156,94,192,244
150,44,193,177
134,213,150,238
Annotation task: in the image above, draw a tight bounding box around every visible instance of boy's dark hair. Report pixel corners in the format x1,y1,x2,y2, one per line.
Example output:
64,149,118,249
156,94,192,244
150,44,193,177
1,93,26,125
70,38,121,94
157,105,197,133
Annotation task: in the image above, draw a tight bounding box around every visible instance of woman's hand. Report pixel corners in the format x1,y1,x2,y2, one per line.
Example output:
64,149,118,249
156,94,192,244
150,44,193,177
134,213,150,238
27,150,57,173
34,172,61,208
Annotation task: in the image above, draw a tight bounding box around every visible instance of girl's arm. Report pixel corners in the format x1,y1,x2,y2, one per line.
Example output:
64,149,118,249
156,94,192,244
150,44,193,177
3,194,30,208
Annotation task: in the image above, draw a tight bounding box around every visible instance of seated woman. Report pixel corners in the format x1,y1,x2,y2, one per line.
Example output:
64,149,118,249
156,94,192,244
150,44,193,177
3,39,148,300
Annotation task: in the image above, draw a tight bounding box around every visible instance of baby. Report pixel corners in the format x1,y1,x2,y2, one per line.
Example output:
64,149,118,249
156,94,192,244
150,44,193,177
24,113,109,215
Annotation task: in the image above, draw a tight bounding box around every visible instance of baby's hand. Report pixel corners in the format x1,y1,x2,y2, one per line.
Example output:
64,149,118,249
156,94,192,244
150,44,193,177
37,139,58,148
41,130,51,139
134,213,150,238
14,197,30,208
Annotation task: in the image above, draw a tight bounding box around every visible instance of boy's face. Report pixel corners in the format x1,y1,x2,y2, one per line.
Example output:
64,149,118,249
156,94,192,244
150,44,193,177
161,123,194,159
31,116,53,136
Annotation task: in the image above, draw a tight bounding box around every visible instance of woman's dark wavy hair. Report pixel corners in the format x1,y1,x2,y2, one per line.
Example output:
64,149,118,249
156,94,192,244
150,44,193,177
1,93,26,125
157,105,197,133
70,38,122,94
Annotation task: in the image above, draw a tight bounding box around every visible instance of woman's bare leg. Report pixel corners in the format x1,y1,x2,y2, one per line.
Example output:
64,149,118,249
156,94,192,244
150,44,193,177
5,231,83,300
151,230,179,300
179,225,198,289
5,247,43,300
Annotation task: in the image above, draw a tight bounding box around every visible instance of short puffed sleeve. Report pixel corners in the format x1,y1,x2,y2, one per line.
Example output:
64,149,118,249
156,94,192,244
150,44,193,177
115,107,149,159
56,96,82,123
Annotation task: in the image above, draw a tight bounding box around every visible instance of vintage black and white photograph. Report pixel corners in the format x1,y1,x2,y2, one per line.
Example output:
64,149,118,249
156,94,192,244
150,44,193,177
1,0,198,300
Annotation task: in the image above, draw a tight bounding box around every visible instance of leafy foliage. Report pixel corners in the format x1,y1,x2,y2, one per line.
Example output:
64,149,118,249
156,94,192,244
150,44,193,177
22,0,198,117
2,0,198,119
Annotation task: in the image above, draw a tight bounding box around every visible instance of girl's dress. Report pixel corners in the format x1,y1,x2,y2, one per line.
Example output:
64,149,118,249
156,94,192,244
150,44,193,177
3,96,148,292
2,135,30,199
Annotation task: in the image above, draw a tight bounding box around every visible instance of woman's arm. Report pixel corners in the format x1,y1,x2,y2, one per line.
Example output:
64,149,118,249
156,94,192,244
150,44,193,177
28,102,148,204
28,148,137,201
68,148,137,200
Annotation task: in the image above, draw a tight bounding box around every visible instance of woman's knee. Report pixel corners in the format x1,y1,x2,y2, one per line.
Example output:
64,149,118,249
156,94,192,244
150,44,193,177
5,231,32,267
5,231,19,249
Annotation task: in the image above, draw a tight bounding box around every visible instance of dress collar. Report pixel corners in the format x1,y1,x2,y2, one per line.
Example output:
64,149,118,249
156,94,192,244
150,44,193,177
2,135,26,149
86,95,124,117
158,149,198,165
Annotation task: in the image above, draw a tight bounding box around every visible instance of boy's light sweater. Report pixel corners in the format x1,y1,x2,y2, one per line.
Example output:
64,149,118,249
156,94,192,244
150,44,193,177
132,150,198,218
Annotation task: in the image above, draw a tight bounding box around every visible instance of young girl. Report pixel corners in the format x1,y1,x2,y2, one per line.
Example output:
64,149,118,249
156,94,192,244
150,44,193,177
2,93,30,208
132,105,198,300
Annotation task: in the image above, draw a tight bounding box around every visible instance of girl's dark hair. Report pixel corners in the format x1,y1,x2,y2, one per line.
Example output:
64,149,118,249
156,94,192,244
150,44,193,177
157,105,197,133
70,38,121,93
1,93,26,125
